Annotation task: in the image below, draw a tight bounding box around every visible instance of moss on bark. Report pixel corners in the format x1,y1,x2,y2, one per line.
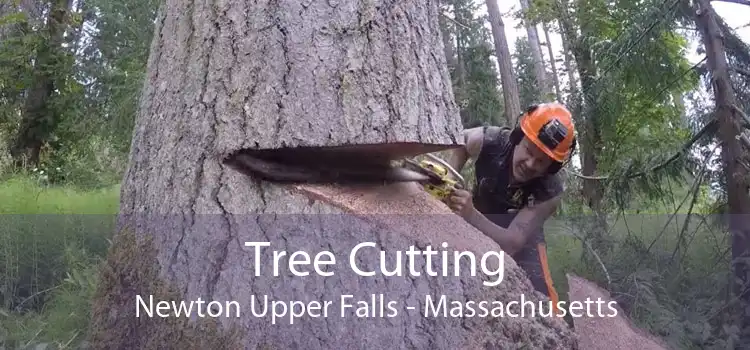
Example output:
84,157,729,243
87,228,242,349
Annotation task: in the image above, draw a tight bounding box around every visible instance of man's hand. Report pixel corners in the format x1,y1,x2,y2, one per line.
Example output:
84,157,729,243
447,188,474,218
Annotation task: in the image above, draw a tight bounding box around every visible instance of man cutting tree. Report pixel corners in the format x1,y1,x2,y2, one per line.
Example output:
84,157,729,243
445,102,577,312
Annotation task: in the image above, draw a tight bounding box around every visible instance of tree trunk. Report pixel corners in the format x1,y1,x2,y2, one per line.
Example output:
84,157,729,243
559,24,578,106
694,0,750,344
542,23,563,102
9,0,71,167
519,0,549,100
453,0,467,88
87,0,577,348
556,3,609,262
438,3,457,75
572,47,608,250
485,0,521,125
442,19,456,72
557,7,601,209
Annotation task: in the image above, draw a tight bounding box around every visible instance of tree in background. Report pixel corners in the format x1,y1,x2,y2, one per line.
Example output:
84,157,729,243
484,0,522,124
442,0,505,128
690,0,750,344
513,37,543,108
1,0,81,168
0,0,159,187
517,0,551,100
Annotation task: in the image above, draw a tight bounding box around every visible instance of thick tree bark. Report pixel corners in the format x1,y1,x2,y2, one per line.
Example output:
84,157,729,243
88,0,577,348
519,0,549,100
485,0,521,125
694,0,750,345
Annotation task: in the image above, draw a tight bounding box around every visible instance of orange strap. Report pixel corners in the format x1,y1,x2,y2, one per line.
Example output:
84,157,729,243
537,243,560,316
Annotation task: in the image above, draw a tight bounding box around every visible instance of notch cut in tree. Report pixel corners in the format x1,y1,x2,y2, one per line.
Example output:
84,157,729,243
88,0,577,348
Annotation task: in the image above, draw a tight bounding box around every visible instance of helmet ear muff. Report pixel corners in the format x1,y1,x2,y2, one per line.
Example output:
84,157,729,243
510,126,524,145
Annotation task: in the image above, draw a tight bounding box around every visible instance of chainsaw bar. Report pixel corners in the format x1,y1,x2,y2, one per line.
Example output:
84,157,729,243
224,150,431,185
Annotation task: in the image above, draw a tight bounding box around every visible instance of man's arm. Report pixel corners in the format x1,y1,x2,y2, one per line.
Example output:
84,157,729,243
463,194,562,255
446,127,484,173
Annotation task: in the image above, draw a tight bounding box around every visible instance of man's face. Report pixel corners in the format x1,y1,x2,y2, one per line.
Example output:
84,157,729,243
511,136,555,182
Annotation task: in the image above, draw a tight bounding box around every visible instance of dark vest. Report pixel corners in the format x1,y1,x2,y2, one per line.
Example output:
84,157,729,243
471,126,563,256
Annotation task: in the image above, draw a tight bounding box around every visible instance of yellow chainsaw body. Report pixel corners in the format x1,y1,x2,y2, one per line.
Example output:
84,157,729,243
413,158,461,202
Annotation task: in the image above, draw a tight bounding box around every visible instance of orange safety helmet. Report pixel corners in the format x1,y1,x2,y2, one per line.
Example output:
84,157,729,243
517,103,576,163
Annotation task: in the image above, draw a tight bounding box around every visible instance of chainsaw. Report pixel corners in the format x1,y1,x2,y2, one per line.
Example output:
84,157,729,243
398,153,466,202
223,147,467,203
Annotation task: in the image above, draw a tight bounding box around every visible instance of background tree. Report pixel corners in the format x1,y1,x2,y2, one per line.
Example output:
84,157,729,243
513,37,543,107
444,0,505,127
517,0,551,100
691,0,750,344
485,0,522,125
541,22,563,102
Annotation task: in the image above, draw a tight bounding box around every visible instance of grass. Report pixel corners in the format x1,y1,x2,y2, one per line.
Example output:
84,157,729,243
0,176,120,214
0,175,734,349
0,176,120,349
